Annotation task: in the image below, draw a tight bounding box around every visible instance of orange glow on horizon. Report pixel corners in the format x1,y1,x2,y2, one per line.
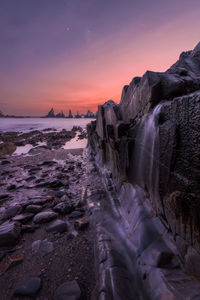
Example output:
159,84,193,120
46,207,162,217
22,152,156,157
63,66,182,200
1,3,200,116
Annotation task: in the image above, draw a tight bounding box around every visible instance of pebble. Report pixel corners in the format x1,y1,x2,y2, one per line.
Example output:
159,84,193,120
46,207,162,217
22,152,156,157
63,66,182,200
32,239,54,254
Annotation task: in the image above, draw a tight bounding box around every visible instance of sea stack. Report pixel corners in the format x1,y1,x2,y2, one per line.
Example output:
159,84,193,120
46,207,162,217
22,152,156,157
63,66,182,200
55,111,65,118
46,108,55,118
67,109,73,118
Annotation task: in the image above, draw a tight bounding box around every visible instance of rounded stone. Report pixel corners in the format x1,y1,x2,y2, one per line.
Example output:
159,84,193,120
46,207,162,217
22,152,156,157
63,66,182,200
14,276,41,296
33,211,58,224
46,219,68,233
54,281,81,300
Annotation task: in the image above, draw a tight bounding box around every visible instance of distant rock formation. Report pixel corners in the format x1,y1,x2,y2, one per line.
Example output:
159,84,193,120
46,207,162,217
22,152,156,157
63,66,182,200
87,42,200,298
75,112,81,118
55,111,65,118
67,109,73,118
46,108,55,118
85,110,96,118
0,110,4,117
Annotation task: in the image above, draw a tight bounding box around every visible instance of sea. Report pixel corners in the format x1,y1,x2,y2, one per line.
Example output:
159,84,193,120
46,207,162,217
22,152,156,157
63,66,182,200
0,117,95,133
0,118,95,153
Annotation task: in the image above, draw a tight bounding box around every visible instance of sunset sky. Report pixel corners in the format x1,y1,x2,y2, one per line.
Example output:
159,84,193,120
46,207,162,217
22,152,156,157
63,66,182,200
0,0,200,116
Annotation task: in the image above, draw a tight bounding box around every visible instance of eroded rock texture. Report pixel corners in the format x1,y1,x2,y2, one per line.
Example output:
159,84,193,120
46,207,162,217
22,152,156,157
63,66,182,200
87,42,200,293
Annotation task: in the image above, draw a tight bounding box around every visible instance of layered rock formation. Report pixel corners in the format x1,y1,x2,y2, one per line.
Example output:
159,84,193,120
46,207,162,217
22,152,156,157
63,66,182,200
88,42,200,298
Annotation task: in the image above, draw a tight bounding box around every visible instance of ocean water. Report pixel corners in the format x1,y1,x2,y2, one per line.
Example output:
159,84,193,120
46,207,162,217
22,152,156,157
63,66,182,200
0,117,95,132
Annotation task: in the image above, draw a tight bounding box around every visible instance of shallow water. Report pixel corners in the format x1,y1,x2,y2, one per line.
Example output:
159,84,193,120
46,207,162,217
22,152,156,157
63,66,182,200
62,133,87,150
0,117,95,132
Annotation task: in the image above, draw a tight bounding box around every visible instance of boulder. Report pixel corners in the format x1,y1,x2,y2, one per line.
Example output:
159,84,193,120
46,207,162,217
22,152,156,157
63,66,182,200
25,205,42,214
12,213,34,223
0,221,21,246
30,197,49,205
1,205,22,221
46,219,68,233
54,281,81,300
53,202,74,215
13,276,41,296
33,211,58,224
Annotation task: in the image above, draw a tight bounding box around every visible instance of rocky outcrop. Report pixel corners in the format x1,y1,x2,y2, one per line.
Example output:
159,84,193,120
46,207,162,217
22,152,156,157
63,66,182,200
55,111,65,118
119,42,200,122
67,109,73,118
87,42,200,298
46,108,55,118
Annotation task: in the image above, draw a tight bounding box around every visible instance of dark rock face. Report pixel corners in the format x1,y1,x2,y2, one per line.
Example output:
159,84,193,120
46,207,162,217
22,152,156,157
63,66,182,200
119,43,200,122
87,42,200,275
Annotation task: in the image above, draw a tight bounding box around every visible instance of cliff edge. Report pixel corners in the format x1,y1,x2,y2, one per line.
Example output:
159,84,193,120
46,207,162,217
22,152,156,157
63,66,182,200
87,42,200,299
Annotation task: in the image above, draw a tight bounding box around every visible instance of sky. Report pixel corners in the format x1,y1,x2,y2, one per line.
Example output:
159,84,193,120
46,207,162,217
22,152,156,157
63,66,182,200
0,0,200,116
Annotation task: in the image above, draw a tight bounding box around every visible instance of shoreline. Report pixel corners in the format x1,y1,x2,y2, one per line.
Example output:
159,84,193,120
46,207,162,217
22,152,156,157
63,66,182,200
0,126,96,299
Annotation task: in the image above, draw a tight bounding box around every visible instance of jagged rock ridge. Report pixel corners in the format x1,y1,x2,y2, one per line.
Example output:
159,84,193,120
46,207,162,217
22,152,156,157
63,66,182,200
87,42,200,299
